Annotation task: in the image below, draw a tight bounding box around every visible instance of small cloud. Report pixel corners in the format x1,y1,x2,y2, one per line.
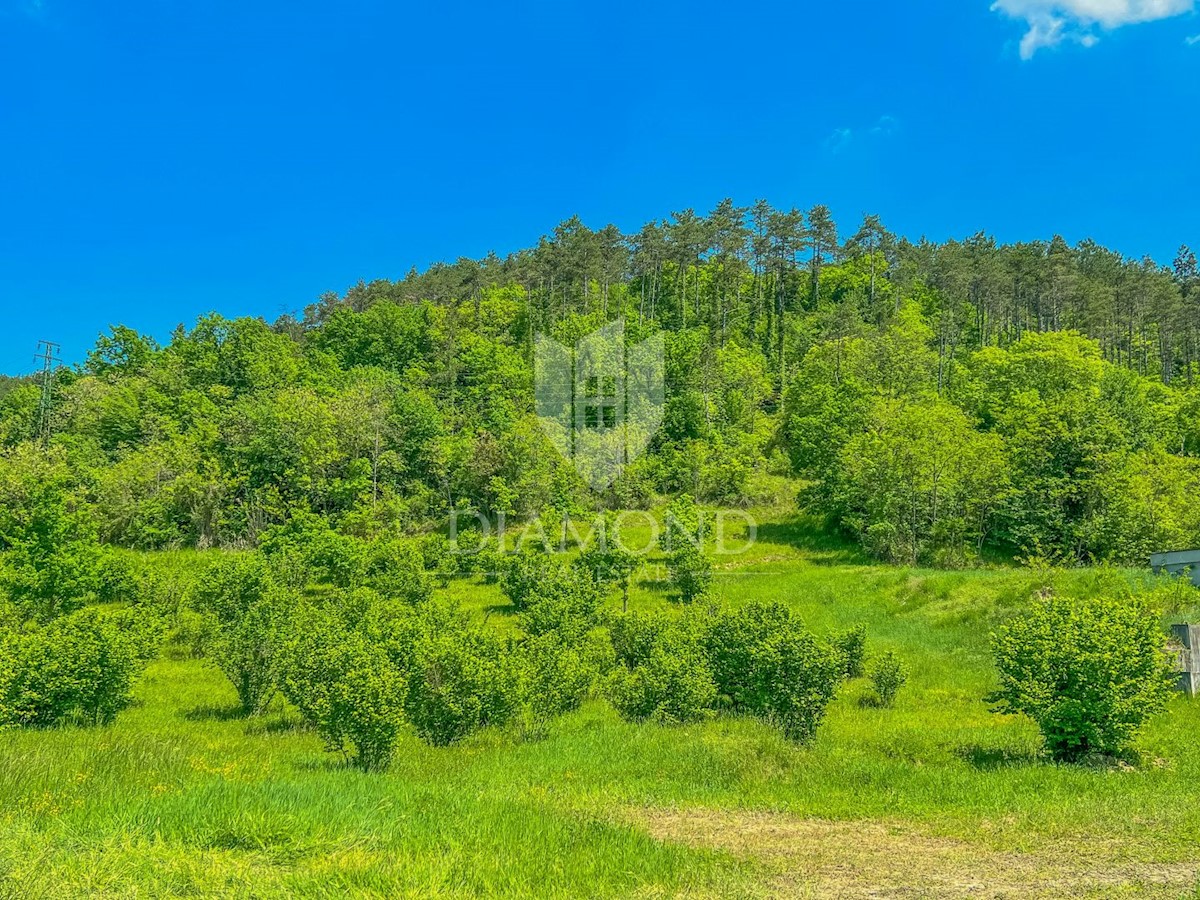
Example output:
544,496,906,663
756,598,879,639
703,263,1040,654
823,128,853,154
992,0,1195,59
1187,32,1200,43
870,115,899,137
824,116,898,155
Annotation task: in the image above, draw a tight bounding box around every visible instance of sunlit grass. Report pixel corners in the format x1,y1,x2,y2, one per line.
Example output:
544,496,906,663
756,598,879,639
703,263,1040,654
3,510,1200,896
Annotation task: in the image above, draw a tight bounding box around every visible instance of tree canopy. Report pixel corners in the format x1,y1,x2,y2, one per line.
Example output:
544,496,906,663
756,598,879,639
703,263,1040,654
5,200,1200,565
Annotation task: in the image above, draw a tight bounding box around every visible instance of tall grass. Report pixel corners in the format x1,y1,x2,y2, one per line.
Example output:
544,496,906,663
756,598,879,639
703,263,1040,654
2,510,1198,897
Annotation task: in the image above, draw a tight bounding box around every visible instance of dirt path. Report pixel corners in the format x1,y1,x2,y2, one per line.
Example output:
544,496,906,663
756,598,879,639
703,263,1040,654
630,806,1200,898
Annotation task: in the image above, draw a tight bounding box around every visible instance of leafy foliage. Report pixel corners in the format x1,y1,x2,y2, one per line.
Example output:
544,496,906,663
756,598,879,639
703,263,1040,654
400,605,523,746
574,521,641,612
989,593,1176,761
609,612,716,725
705,601,842,742
0,448,102,622
834,624,868,679
276,598,407,771
866,650,908,708
517,630,611,731
661,496,712,603
5,204,1200,566
0,609,142,727
190,553,288,714
500,546,558,612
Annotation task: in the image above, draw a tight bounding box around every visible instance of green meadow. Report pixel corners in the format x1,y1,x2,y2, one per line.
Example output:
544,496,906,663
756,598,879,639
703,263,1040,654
3,510,1200,899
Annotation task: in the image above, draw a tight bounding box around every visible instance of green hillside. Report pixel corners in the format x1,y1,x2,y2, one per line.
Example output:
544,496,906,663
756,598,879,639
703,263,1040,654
2,510,1199,898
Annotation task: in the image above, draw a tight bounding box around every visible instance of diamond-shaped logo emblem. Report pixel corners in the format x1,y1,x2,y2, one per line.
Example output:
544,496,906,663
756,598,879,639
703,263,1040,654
535,320,664,491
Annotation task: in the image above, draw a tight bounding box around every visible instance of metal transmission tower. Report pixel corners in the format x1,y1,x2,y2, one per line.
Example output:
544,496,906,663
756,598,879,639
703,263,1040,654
34,340,61,444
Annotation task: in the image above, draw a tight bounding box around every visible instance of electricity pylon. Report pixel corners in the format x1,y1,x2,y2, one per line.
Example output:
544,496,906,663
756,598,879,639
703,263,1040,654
34,340,61,444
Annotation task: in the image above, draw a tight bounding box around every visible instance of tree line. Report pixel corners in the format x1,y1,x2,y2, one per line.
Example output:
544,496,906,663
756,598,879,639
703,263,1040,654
0,200,1197,565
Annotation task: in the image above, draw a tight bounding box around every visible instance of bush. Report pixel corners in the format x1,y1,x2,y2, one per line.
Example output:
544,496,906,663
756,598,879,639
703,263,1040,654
214,597,286,714
402,607,523,746
259,514,364,588
108,605,168,664
574,523,641,611
510,559,614,736
661,496,712,603
0,448,103,623
517,566,602,641
610,613,716,725
172,608,218,659
866,650,907,708
834,624,868,679
500,547,558,611
518,630,610,730
0,609,141,727
192,552,276,622
361,537,432,603
417,533,456,582
666,541,712,604
705,601,841,742
989,593,1176,762
93,549,145,606
192,553,288,714
276,602,407,771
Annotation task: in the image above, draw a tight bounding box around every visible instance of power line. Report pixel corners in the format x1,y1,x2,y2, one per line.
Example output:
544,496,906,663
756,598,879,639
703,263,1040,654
34,340,61,445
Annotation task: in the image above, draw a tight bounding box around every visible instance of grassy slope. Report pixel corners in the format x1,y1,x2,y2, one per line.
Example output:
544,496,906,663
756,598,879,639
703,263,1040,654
2,512,1200,898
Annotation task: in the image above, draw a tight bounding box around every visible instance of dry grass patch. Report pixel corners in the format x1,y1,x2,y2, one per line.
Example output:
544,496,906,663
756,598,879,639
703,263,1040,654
630,806,1200,899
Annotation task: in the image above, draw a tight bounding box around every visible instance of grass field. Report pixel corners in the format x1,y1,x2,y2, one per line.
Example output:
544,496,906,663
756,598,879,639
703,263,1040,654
3,511,1200,898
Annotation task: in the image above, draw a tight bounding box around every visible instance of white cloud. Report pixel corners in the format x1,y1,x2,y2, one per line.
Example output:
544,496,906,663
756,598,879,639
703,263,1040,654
1187,32,1200,42
824,116,898,155
870,115,899,137
823,128,853,154
992,0,1195,58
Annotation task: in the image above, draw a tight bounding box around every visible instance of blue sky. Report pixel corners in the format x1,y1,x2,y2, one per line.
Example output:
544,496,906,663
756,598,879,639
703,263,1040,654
1,0,1197,374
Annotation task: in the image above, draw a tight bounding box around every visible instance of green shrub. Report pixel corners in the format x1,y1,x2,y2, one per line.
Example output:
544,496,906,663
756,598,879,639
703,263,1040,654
475,547,506,584
0,448,103,623
574,525,641,611
192,552,276,623
172,608,218,659
192,553,288,713
705,601,841,742
213,597,286,714
661,496,712,603
866,650,907,708
261,545,313,591
610,613,716,725
517,567,602,641
259,514,364,587
108,605,168,664
834,624,868,679
666,541,712,603
418,533,456,582
511,563,614,736
361,537,432,603
989,593,1176,762
402,607,522,746
276,602,407,771
500,547,558,611
518,631,606,729
609,611,670,668
0,609,140,727
93,548,145,606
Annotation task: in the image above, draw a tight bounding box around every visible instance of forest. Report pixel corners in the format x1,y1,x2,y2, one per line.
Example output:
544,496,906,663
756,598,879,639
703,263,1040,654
3,200,1199,567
